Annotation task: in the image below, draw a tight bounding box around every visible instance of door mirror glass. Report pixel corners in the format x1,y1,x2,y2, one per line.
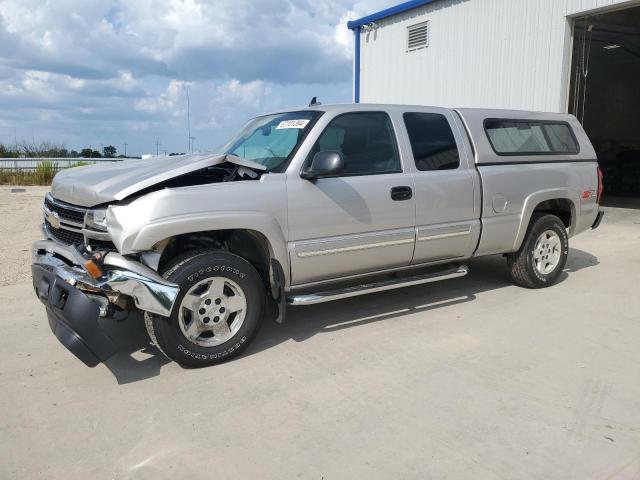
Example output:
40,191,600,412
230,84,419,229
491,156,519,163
302,151,344,179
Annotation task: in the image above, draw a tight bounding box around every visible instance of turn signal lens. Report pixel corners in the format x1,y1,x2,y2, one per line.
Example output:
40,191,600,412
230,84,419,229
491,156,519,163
84,260,103,279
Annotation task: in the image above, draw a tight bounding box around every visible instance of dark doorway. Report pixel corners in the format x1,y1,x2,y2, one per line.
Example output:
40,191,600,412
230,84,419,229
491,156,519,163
569,6,640,203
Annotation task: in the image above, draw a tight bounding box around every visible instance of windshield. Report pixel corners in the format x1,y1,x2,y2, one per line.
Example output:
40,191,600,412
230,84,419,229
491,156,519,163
220,110,320,172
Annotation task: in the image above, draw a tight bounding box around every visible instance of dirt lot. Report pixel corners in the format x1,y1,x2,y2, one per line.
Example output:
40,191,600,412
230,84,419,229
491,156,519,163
1,187,639,480
0,186,49,286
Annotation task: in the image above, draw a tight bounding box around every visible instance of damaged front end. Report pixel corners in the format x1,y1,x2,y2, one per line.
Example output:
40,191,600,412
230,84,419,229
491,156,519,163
31,240,179,367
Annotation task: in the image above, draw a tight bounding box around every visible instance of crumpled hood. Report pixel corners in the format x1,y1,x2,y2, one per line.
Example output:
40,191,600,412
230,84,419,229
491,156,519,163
50,153,265,207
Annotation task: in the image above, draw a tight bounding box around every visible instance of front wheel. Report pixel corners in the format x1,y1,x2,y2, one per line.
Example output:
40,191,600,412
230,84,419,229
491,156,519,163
145,251,265,367
507,214,569,288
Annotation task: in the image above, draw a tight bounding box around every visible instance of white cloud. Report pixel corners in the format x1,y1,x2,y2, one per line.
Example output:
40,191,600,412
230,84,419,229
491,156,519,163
135,79,186,113
0,0,399,154
216,80,271,107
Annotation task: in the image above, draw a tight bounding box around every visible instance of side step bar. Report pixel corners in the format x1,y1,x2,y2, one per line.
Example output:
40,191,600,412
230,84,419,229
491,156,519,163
287,264,468,306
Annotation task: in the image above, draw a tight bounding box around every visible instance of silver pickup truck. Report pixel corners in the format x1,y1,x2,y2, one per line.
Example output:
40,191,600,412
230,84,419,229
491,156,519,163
31,104,604,368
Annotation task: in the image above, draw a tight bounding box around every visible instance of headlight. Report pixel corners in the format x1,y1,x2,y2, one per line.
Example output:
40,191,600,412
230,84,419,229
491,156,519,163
85,208,108,231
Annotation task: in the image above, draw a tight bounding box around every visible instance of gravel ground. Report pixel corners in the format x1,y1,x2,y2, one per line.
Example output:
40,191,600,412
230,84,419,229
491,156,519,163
0,186,49,286
1,187,640,479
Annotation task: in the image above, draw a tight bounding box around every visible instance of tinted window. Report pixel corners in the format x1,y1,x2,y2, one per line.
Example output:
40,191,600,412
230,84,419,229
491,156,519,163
403,113,460,171
484,119,579,155
309,112,401,176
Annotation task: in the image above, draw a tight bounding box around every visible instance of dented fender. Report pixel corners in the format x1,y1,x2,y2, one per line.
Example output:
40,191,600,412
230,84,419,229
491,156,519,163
106,175,291,284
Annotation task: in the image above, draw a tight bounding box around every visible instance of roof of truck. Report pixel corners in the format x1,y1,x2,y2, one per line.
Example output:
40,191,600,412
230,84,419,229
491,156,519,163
269,103,596,165
279,103,575,119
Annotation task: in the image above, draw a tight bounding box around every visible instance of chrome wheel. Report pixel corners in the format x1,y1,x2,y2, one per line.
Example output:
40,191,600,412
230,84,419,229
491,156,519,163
533,230,562,275
178,276,247,347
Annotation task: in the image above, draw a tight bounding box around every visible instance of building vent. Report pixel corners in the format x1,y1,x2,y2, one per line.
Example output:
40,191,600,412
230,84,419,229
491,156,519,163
407,21,429,51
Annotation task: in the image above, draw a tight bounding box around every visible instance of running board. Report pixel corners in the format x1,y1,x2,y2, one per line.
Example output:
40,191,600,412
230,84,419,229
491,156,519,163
287,265,468,306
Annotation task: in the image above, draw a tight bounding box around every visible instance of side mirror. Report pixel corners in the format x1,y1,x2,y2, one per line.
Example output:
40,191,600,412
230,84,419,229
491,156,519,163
301,151,344,180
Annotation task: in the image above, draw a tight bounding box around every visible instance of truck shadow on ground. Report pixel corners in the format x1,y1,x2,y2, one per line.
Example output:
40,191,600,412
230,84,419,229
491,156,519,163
103,248,599,384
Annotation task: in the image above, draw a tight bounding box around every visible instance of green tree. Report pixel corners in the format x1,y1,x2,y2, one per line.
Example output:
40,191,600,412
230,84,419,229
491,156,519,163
0,144,18,158
103,145,117,158
80,148,93,158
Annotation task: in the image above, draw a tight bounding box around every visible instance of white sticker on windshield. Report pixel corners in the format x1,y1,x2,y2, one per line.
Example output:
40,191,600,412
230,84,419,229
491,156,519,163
276,119,310,130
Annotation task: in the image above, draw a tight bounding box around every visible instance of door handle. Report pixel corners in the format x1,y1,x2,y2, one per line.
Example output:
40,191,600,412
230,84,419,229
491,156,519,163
391,186,413,201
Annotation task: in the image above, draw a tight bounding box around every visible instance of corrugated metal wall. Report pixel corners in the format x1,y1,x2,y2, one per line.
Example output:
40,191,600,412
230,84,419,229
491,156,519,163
358,0,638,112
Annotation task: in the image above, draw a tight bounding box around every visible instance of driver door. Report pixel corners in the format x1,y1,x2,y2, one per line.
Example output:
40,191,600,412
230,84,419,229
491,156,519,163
286,111,416,285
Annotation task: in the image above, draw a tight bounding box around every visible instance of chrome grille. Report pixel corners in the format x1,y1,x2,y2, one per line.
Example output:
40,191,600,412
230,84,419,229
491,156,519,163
42,194,115,250
44,194,87,225
44,219,84,246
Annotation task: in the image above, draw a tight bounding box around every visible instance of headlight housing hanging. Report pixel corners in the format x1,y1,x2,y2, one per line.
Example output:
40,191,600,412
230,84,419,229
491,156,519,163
85,208,108,232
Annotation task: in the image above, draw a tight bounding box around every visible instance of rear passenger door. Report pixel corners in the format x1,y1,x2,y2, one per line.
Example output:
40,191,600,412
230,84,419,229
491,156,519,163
402,110,480,264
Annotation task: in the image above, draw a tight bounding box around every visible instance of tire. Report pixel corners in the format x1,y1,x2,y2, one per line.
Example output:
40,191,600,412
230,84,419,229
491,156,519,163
145,250,265,367
507,214,569,289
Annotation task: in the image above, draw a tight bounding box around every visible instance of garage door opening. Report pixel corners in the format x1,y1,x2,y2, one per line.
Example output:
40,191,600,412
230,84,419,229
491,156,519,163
569,6,640,205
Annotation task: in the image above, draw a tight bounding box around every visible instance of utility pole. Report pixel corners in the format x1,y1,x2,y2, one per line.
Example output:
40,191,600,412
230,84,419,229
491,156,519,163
190,136,196,153
186,86,191,153
155,138,160,157
123,143,128,157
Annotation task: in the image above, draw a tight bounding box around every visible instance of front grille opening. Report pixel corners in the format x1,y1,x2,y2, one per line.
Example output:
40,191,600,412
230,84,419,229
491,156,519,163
45,196,86,224
87,239,116,251
44,195,116,251
45,219,84,246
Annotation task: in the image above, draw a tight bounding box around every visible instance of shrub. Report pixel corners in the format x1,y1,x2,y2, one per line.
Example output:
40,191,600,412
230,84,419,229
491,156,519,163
35,160,59,184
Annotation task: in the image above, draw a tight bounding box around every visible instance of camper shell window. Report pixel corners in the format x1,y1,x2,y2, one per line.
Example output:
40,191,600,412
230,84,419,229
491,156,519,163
484,119,580,156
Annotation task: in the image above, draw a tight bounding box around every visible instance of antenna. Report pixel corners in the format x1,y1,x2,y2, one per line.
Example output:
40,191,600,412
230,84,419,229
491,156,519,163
309,96,321,107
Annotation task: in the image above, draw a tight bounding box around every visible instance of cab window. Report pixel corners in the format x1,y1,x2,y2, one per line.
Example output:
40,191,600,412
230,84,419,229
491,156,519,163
309,112,401,176
403,112,460,171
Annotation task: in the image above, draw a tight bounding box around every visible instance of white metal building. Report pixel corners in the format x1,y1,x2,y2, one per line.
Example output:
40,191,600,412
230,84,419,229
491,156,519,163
348,0,640,197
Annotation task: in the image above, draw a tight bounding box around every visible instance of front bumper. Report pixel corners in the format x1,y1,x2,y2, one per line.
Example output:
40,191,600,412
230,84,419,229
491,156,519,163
32,263,117,367
31,240,180,366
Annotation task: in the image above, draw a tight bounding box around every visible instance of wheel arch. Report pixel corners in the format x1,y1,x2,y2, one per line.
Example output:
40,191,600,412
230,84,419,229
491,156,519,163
115,212,291,287
513,190,578,251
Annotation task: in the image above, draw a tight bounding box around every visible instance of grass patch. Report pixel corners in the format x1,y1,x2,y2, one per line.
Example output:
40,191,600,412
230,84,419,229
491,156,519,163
0,161,92,186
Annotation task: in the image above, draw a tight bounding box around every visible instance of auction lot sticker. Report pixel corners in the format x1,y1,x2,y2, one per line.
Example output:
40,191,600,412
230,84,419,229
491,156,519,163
276,119,310,129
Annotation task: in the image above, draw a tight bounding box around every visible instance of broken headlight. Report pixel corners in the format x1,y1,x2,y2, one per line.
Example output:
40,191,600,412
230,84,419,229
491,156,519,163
85,208,108,232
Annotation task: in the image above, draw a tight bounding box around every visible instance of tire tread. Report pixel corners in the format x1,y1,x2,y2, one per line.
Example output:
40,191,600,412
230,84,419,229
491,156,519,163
507,213,568,289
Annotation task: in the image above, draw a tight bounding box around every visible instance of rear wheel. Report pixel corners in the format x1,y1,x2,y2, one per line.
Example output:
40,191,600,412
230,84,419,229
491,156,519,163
145,250,265,367
507,214,569,288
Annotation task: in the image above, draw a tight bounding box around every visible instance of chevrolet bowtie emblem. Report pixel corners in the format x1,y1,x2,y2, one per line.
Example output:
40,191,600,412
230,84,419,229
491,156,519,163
47,210,61,229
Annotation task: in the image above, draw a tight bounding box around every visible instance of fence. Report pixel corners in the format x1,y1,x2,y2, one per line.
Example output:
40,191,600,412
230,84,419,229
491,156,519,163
0,158,124,171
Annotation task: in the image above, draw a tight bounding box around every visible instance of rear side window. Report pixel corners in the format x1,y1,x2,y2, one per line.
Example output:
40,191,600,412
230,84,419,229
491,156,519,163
403,113,460,171
484,119,579,155
310,112,401,176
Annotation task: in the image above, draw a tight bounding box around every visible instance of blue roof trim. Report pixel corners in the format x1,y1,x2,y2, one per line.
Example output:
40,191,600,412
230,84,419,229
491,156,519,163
347,0,440,30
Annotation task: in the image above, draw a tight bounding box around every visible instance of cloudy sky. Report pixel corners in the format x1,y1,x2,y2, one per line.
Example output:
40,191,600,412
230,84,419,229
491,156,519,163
0,0,396,156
